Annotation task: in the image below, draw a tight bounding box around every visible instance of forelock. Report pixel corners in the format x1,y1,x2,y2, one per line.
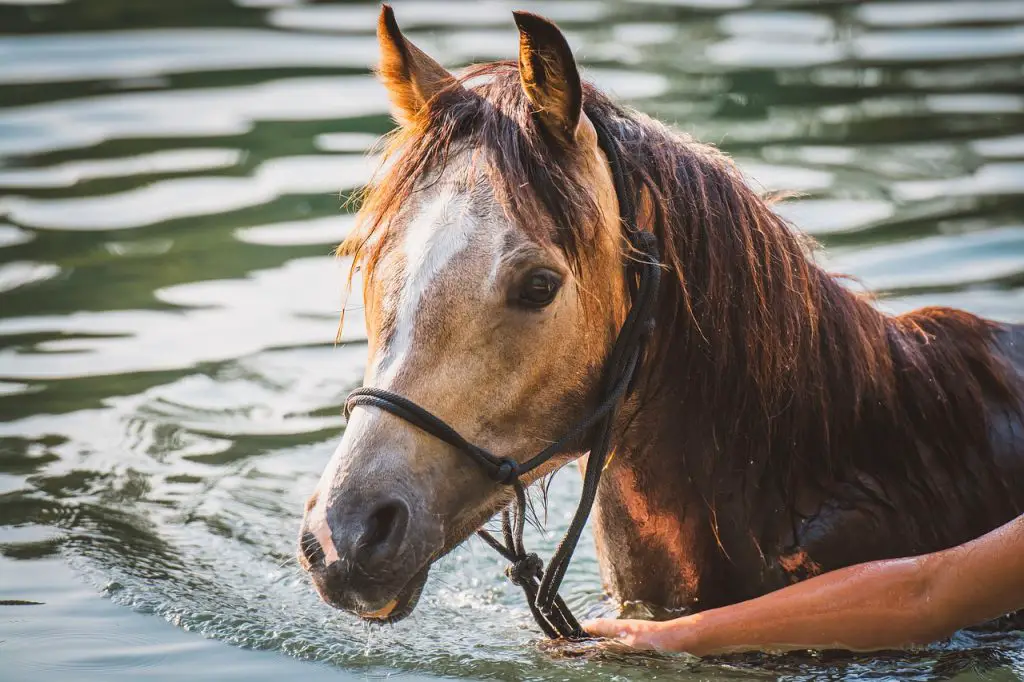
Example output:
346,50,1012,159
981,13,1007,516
341,62,606,287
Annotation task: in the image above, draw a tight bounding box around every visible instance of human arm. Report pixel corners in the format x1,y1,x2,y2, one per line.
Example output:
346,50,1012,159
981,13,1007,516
583,513,1024,655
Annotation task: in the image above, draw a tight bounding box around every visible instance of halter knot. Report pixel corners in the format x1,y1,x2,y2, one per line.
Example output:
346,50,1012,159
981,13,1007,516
505,553,543,586
492,457,518,484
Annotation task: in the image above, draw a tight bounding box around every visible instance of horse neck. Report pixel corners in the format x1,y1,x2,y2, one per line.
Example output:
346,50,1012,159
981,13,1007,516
611,125,885,471
601,119,1020,554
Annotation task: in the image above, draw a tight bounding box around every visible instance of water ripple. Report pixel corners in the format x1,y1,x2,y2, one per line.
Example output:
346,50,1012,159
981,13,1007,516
235,214,355,247
4,155,375,230
0,76,388,156
857,1,1024,28
0,149,242,190
269,1,609,32
0,223,34,247
0,29,379,85
0,261,60,293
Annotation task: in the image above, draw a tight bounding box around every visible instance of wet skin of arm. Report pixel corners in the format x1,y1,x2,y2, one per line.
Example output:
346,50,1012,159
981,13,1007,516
584,513,1024,655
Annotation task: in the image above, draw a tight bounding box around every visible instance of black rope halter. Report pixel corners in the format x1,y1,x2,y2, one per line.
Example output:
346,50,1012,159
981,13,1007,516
344,119,661,639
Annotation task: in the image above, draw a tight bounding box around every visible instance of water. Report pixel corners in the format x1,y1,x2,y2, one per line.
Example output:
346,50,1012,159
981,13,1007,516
1,0,1023,680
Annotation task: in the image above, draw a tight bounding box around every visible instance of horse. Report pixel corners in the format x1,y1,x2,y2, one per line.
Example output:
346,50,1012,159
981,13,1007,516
298,6,1024,630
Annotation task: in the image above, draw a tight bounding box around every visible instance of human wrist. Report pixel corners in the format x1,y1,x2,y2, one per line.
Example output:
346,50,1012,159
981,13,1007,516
649,614,709,655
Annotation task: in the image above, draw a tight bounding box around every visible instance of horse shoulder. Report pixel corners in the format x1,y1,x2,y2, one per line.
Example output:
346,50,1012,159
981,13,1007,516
987,322,1024,487
766,323,1024,591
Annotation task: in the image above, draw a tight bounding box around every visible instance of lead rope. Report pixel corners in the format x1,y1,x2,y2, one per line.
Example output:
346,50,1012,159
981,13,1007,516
345,120,660,639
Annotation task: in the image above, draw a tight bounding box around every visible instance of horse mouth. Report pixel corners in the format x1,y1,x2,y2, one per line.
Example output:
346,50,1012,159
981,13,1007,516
355,564,429,624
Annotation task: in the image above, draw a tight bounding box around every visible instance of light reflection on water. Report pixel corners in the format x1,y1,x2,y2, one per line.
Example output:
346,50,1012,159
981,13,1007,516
1,1,1023,681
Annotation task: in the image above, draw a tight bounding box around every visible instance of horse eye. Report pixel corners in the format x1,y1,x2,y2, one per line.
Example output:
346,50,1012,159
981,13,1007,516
517,269,561,309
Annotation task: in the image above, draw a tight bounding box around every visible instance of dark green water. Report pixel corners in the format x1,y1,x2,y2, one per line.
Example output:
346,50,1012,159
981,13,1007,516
1,0,1023,680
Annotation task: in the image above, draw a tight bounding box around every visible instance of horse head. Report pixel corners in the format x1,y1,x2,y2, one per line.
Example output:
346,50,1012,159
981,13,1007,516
298,7,630,623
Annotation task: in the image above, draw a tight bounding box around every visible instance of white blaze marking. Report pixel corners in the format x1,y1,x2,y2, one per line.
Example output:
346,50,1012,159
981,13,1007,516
375,185,479,384
308,182,488,563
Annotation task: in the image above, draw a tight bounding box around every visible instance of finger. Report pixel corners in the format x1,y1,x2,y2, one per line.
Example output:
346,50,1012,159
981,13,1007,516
582,618,639,639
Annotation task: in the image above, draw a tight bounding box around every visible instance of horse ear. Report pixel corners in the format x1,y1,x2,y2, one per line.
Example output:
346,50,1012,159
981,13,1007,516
377,4,458,126
513,11,583,147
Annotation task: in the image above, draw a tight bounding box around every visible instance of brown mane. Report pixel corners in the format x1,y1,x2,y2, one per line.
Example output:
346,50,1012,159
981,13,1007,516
342,62,1021,543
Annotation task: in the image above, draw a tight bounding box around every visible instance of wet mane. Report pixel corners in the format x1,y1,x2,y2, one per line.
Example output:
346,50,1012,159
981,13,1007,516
343,62,1021,540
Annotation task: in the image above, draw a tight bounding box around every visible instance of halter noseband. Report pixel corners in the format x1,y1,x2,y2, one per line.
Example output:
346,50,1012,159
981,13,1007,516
344,120,661,639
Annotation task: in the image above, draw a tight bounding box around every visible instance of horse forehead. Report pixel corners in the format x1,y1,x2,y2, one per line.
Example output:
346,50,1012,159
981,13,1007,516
370,182,514,384
399,184,509,288
401,187,475,284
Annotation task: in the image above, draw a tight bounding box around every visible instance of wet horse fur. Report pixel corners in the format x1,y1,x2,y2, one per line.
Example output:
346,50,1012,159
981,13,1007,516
317,9,1024,625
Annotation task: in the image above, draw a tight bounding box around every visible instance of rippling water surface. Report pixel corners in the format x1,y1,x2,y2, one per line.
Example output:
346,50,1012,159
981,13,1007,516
2,1,1024,680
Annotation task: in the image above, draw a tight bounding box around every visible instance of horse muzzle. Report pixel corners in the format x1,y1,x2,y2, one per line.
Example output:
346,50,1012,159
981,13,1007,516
298,485,442,623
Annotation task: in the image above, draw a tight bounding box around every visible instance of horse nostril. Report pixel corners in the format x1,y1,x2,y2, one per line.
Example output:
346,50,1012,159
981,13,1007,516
300,530,325,567
358,499,409,560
